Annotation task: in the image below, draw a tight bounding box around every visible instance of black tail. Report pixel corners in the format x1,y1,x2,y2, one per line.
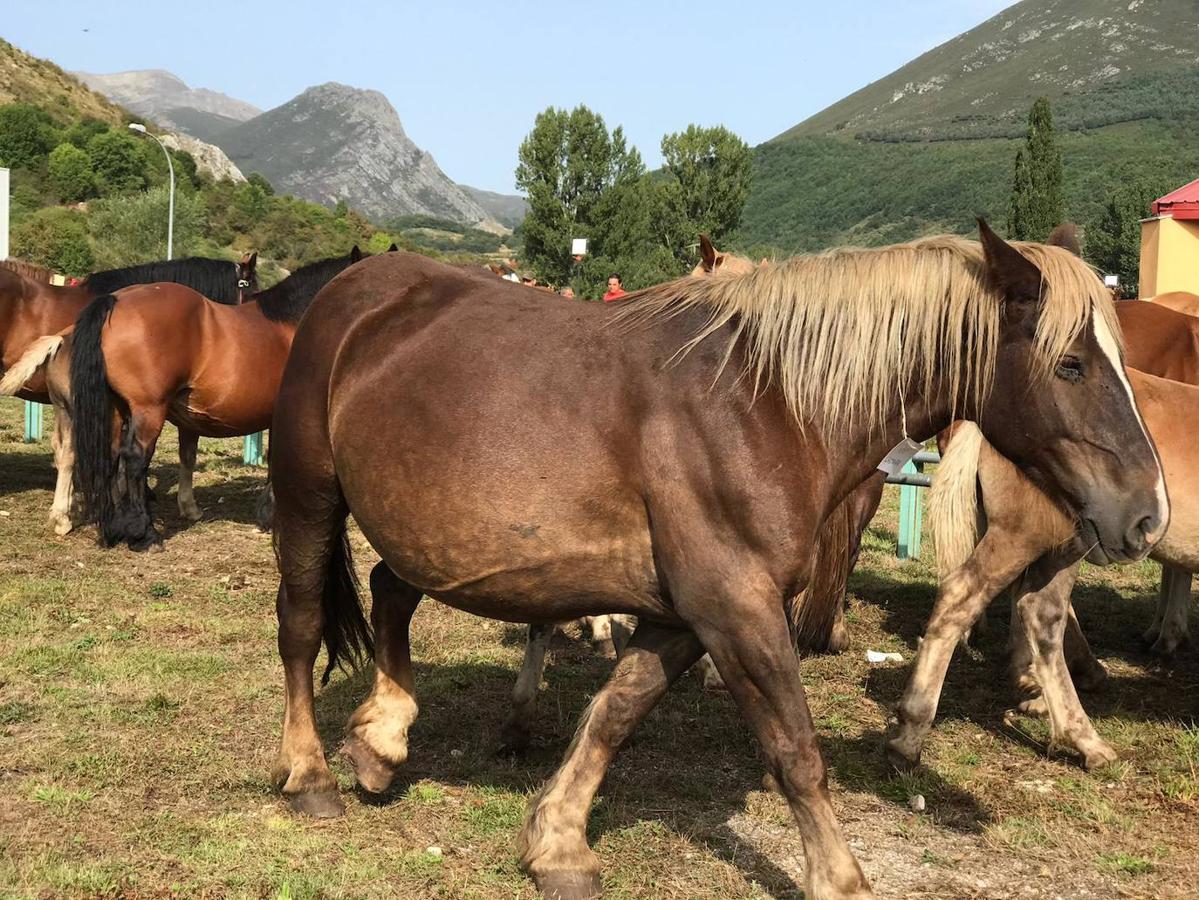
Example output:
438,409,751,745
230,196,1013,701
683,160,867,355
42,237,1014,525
320,525,374,685
70,295,119,538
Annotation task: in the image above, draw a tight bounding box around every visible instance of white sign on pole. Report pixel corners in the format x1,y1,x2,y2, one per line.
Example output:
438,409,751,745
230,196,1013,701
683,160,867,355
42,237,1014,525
0,167,9,261
1103,275,1119,287
570,238,588,256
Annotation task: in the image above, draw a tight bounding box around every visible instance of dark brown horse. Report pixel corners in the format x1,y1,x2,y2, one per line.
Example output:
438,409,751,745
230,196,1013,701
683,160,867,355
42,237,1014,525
61,249,364,550
267,221,1165,900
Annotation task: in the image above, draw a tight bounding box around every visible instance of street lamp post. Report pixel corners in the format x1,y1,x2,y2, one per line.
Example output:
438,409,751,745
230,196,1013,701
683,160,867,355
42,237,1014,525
128,123,174,260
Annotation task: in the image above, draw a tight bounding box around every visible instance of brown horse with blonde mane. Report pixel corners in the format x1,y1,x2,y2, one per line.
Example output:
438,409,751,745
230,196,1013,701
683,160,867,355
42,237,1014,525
1150,290,1199,317
41,249,367,550
266,220,1164,900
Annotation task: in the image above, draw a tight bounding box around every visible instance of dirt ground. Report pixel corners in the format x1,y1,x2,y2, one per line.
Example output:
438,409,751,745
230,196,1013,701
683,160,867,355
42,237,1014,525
1,397,1196,899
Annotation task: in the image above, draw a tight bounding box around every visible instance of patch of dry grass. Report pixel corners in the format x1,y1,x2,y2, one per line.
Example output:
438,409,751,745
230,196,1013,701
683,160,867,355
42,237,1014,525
1,397,1196,898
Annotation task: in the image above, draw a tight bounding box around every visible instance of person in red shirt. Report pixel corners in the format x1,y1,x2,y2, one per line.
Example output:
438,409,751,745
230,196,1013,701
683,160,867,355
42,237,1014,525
602,274,626,302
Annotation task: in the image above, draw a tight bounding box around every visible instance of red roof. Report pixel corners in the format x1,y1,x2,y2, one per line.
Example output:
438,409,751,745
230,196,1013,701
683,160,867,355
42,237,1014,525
1153,177,1199,220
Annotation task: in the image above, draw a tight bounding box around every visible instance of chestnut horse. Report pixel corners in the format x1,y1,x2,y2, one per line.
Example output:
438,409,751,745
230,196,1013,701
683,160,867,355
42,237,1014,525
267,221,1164,900
893,365,1198,773
61,248,365,550
1149,290,1199,317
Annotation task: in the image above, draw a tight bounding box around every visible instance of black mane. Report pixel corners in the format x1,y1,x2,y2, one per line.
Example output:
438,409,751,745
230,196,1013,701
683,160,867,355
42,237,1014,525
255,252,363,323
83,257,241,304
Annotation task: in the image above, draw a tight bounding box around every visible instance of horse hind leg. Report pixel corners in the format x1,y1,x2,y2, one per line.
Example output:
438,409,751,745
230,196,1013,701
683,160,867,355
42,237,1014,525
1013,559,1117,770
105,404,167,551
49,407,77,536
519,622,705,900
342,563,421,794
176,428,203,522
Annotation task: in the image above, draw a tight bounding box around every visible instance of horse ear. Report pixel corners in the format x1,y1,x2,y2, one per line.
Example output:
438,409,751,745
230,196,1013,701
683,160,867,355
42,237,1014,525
1047,223,1081,257
977,217,1042,301
699,234,716,272
387,243,398,252
350,245,362,263
247,251,258,270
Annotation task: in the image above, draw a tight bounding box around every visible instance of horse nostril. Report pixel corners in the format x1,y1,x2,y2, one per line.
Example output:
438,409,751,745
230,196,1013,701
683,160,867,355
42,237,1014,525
1137,514,1162,543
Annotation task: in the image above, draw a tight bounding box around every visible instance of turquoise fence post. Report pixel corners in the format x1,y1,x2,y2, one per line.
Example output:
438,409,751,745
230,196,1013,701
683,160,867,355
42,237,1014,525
896,459,923,560
23,401,43,443
243,431,264,466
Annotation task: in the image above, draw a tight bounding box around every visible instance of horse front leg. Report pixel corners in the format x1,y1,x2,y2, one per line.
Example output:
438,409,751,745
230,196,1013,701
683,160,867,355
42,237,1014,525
888,532,1043,770
499,622,554,754
1147,564,1191,656
518,621,704,900
689,579,873,899
176,427,203,522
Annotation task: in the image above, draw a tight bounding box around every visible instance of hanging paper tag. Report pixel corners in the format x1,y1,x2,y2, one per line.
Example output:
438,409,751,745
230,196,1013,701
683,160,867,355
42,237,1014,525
877,437,922,476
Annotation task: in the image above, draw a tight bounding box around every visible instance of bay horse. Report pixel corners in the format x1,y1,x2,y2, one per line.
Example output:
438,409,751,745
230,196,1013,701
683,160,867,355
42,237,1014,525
0,256,257,403
60,248,365,550
893,365,1199,773
267,220,1165,900
0,258,56,283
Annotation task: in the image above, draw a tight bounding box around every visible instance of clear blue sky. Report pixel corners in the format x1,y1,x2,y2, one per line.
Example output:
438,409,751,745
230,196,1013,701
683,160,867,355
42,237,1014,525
5,0,1014,194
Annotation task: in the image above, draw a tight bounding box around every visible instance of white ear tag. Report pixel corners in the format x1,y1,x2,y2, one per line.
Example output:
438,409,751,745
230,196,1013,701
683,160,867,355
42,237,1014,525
877,437,922,476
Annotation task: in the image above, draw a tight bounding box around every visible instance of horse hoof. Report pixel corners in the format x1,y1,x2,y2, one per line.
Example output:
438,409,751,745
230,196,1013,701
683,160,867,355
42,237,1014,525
885,737,921,772
1149,632,1187,657
1015,697,1049,718
761,772,782,794
534,870,602,900
179,508,203,523
342,734,397,795
825,621,851,654
1073,663,1109,693
1081,743,1119,771
497,721,532,756
129,534,164,553
287,788,346,819
592,638,617,660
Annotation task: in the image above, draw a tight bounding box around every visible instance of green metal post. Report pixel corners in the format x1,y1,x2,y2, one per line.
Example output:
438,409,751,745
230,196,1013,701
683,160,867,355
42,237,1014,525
243,431,264,466
23,401,43,443
896,459,923,559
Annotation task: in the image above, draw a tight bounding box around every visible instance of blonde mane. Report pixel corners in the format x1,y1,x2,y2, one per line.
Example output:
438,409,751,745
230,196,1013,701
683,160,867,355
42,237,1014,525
619,234,1119,435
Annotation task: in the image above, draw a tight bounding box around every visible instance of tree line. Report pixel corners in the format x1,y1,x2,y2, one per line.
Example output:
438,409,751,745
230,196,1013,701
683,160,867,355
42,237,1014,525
515,107,752,297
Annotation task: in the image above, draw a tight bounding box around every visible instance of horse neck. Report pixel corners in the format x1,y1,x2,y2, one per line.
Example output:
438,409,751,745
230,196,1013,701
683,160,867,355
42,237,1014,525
239,299,300,343
815,384,958,515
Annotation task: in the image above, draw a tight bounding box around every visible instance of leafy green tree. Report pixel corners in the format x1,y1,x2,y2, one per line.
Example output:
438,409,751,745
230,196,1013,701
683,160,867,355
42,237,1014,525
515,105,652,288
0,103,59,169
1007,97,1063,241
88,186,205,267
1085,179,1165,297
87,130,148,194
62,118,110,151
47,142,94,203
657,125,752,265
11,206,94,276
247,172,275,196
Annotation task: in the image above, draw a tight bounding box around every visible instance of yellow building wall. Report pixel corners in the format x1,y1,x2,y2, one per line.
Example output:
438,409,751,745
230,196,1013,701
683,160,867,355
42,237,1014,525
1139,216,1199,298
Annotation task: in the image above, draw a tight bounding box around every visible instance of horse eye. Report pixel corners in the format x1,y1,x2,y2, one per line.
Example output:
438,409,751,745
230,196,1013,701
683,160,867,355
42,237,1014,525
1055,357,1083,382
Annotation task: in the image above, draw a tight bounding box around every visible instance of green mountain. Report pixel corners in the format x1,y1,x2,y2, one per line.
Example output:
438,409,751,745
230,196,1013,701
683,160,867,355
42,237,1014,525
741,0,1199,251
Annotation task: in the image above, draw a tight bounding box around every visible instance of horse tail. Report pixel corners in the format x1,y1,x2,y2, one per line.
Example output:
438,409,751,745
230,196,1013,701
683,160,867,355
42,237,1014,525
70,294,119,533
929,421,984,578
321,524,373,685
0,333,65,395
791,498,854,652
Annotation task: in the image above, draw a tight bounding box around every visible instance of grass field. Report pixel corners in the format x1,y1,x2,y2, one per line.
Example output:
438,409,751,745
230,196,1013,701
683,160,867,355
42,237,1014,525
1,397,1197,899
